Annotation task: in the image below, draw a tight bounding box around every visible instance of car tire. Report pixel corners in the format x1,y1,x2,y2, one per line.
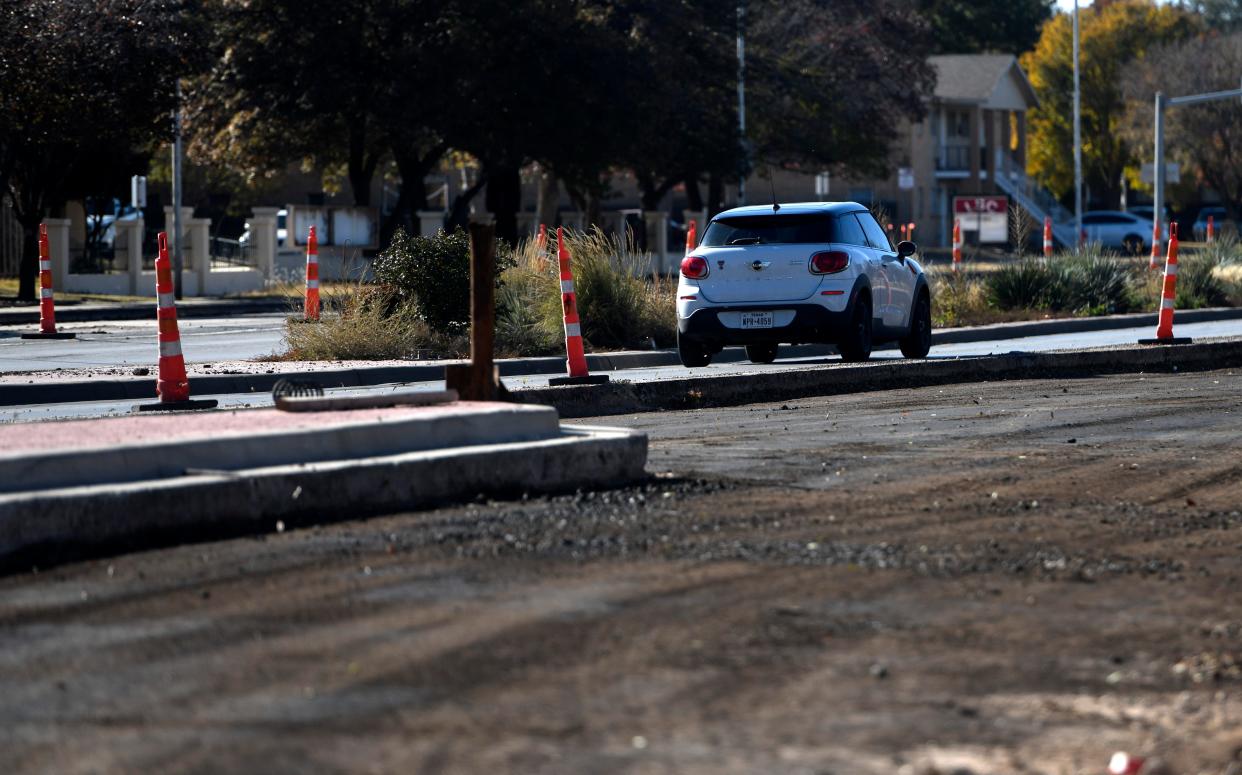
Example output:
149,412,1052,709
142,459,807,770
838,296,873,362
744,342,778,364
677,330,712,368
899,293,932,359
1122,234,1143,255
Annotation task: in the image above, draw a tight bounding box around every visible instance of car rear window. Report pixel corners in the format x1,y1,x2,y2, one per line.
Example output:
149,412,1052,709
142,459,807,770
702,214,836,246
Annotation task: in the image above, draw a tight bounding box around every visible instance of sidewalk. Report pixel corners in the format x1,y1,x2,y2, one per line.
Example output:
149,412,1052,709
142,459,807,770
2,307,1241,408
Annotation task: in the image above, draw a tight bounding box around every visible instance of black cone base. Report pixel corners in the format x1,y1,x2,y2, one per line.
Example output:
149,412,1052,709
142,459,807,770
548,374,611,387
1138,337,1193,345
135,398,220,412
21,332,76,339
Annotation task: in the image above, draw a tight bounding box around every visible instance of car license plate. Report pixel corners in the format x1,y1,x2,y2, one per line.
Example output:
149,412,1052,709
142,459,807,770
740,311,774,329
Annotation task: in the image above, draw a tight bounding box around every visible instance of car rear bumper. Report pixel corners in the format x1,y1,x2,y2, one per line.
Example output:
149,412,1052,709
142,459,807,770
678,302,853,346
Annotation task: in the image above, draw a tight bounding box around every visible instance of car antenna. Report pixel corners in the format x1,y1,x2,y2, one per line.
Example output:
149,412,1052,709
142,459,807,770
766,162,780,211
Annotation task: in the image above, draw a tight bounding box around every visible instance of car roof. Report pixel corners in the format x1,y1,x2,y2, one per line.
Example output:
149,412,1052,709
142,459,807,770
711,202,869,219
1085,210,1137,217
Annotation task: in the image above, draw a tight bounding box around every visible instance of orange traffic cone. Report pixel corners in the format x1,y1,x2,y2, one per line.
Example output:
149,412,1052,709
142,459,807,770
137,232,218,411
547,227,609,387
1139,222,1192,345
1043,216,1053,258
951,219,962,272
20,224,76,340
536,223,547,249
1206,215,1215,244
684,219,697,257
304,225,320,321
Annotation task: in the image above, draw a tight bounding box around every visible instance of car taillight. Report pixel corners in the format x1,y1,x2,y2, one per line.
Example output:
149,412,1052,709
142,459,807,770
681,255,709,279
810,250,849,274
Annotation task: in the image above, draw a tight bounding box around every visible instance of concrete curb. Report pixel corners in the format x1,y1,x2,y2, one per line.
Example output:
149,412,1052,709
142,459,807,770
0,297,292,326
0,425,648,570
2,307,1241,408
520,338,1242,419
0,403,560,494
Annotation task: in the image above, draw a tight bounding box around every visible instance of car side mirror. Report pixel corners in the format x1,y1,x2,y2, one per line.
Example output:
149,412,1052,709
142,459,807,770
897,240,916,258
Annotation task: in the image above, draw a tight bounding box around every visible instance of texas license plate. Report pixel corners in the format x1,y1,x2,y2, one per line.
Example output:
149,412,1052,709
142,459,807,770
740,311,774,329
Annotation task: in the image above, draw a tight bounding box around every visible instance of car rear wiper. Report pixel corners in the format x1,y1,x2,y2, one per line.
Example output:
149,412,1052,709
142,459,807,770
728,236,762,245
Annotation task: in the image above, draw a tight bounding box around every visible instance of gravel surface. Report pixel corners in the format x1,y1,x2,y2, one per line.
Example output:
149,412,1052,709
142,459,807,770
3,369,1242,773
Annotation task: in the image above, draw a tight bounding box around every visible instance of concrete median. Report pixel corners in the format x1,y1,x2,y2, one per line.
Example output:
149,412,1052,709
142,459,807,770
0,403,647,570
524,337,1242,418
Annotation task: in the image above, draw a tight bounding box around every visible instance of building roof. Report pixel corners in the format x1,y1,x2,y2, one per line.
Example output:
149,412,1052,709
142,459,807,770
929,54,1038,107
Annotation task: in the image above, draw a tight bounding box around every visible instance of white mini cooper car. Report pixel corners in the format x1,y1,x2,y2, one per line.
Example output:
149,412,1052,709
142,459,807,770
676,202,931,366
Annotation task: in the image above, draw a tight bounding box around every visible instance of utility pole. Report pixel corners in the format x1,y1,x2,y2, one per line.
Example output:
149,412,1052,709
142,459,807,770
1072,0,1083,246
736,0,747,206
171,80,184,300
1154,91,1165,248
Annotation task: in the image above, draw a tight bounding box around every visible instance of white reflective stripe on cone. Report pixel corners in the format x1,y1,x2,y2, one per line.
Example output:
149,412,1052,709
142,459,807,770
1165,263,1179,276
564,322,581,338
306,256,319,264
40,288,53,298
159,340,183,358
560,280,575,293
39,260,51,271
1161,297,1175,309
306,279,319,289
158,291,176,309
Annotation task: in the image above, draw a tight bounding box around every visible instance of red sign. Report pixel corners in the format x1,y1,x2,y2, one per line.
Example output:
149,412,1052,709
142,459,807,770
953,195,1008,214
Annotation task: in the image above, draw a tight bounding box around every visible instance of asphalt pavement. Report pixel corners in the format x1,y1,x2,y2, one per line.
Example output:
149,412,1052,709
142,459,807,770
4,368,1240,773
3,318,1240,422
0,313,289,372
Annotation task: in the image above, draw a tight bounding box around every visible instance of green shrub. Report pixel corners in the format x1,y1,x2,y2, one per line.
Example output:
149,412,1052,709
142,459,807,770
987,258,1055,310
372,227,513,330
1176,253,1232,309
1058,250,1135,315
986,249,1138,315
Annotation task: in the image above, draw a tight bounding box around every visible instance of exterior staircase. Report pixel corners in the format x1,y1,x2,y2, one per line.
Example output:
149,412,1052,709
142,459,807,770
994,154,1078,248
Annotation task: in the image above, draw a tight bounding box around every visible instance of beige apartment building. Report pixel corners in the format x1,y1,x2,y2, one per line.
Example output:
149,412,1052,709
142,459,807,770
827,54,1040,248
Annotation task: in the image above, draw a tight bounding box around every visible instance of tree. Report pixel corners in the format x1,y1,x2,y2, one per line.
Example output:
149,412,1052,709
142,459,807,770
912,0,1054,55
0,0,199,300
186,0,406,208
1122,31,1242,222
1189,0,1242,30
748,0,937,178
1022,1,1199,209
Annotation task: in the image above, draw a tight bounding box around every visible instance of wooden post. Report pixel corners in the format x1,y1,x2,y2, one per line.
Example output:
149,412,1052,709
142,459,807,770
445,222,509,401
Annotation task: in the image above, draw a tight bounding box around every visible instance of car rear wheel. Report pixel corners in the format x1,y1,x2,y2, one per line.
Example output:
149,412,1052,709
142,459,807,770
677,330,712,368
744,343,778,364
838,297,872,362
1122,234,1144,255
899,293,932,358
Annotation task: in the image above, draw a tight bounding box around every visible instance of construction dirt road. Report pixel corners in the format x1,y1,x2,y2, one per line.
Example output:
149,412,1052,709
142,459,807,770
3,368,1242,774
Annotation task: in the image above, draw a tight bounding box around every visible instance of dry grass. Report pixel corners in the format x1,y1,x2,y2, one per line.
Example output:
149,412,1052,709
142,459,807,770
0,276,148,305
274,286,466,361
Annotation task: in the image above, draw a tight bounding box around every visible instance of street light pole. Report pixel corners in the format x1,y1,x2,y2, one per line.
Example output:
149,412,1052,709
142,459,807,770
171,80,184,300
736,0,747,206
1072,0,1083,246
1154,91,1165,251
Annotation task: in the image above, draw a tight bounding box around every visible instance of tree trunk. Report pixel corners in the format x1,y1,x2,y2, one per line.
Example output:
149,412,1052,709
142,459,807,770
484,163,521,245
535,171,559,228
707,174,724,218
347,122,377,207
384,146,441,247
684,175,704,212
16,219,38,302
447,172,488,234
